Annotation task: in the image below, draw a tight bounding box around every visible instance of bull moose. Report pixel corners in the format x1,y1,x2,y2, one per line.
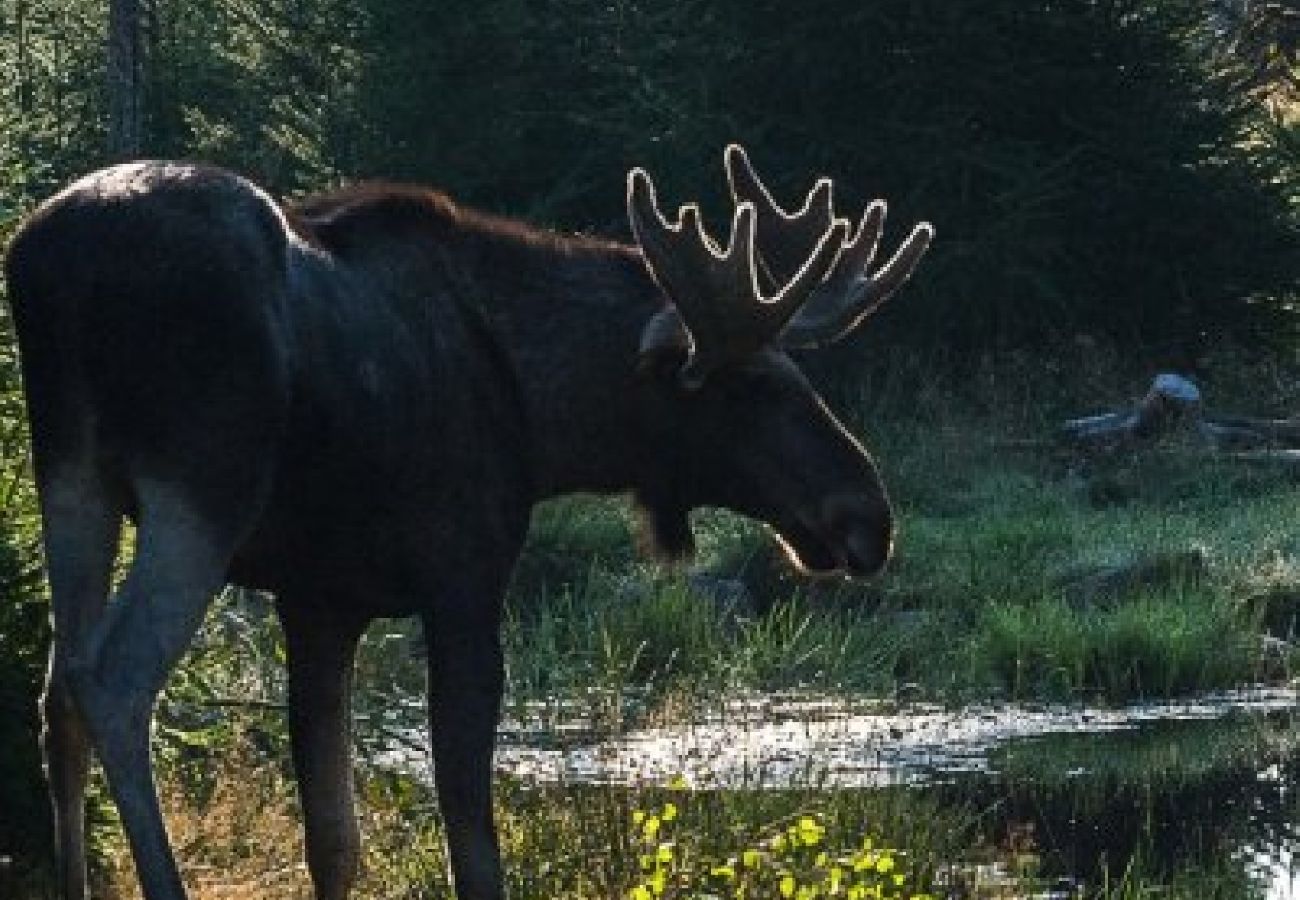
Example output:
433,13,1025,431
4,145,931,900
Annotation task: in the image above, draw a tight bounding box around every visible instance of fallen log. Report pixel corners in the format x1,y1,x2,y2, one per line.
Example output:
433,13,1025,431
1061,374,1300,454
1060,373,1204,449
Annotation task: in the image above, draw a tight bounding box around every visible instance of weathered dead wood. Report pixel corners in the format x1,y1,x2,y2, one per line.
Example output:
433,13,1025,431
1060,374,1204,449
1207,415,1300,445
1061,374,1300,455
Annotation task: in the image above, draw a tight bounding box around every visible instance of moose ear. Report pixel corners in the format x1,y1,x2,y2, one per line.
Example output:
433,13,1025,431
636,306,693,381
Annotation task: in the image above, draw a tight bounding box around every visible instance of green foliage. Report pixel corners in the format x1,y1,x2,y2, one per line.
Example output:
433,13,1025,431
348,0,1300,358
974,589,1254,700
144,0,370,190
721,0,1299,358
0,499,51,890
625,798,933,900
0,0,108,209
0,266,50,887
509,498,639,601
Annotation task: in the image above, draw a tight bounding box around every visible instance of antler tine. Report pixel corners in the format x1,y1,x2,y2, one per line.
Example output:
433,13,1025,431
781,206,935,350
725,144,837,287
723,144,935,349
627,166,846,388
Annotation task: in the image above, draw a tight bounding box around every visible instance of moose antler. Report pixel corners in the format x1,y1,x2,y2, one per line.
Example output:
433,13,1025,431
627,167,847,388
724,144,934,349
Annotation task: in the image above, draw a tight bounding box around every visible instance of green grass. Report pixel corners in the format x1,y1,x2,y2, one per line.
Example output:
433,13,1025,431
972,588,1255,699
497,428,1297,706
471,352,1300,709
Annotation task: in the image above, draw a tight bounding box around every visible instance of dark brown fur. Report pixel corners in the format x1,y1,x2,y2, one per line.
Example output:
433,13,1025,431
5,160,896,900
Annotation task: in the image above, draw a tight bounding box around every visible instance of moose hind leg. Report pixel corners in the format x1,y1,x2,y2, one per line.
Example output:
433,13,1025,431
70,484,245,900
279,602,367,900
38,467,121,900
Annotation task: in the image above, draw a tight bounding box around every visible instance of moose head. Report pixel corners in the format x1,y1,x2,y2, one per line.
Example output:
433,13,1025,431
624,145,933,577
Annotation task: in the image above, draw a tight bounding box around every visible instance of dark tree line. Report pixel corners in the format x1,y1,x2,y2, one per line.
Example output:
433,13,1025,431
2,0,1296,357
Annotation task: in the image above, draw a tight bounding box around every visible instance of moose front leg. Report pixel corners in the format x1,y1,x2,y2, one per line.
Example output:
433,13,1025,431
422,602,506,900
279,600,367,900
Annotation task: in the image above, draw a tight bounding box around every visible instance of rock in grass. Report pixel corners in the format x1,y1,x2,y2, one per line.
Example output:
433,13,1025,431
1140,373,1202,425
685,573,758,619
1056,548,1208,609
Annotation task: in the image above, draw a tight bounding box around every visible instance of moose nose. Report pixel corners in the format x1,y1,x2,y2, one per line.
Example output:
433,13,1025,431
821,494,894,577
842,522,893,576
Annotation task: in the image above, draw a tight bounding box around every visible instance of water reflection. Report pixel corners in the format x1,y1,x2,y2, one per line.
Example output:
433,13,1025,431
490,689,1299,790
509,690,1300,895
387,688,1300,894
930,713,1300,896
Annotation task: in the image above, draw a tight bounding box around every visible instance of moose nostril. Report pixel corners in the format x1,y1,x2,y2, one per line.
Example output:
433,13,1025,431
820,493,893,576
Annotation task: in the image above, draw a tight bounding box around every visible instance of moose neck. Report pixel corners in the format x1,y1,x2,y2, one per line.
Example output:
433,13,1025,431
459,225,665,500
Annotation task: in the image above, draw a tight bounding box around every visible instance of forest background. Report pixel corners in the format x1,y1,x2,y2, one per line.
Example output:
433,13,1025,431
0,0,1297,891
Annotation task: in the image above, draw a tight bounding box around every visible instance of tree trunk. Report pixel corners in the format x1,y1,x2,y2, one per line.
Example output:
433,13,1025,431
106,0,145,159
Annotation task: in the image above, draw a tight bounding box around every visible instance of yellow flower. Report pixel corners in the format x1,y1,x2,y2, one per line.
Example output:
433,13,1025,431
667,774,689,790
643,816,661,841
796,817,825,846
710,864,737,882
875,854,895,874
742,849,763,869
656,843,674,864
662,802,678,822
779,873,797,898
828,866,844,894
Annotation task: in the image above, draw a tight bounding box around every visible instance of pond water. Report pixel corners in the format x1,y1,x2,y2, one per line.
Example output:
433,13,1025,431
386,686,1300,895
491,688,1300,789
929,712,1300,898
